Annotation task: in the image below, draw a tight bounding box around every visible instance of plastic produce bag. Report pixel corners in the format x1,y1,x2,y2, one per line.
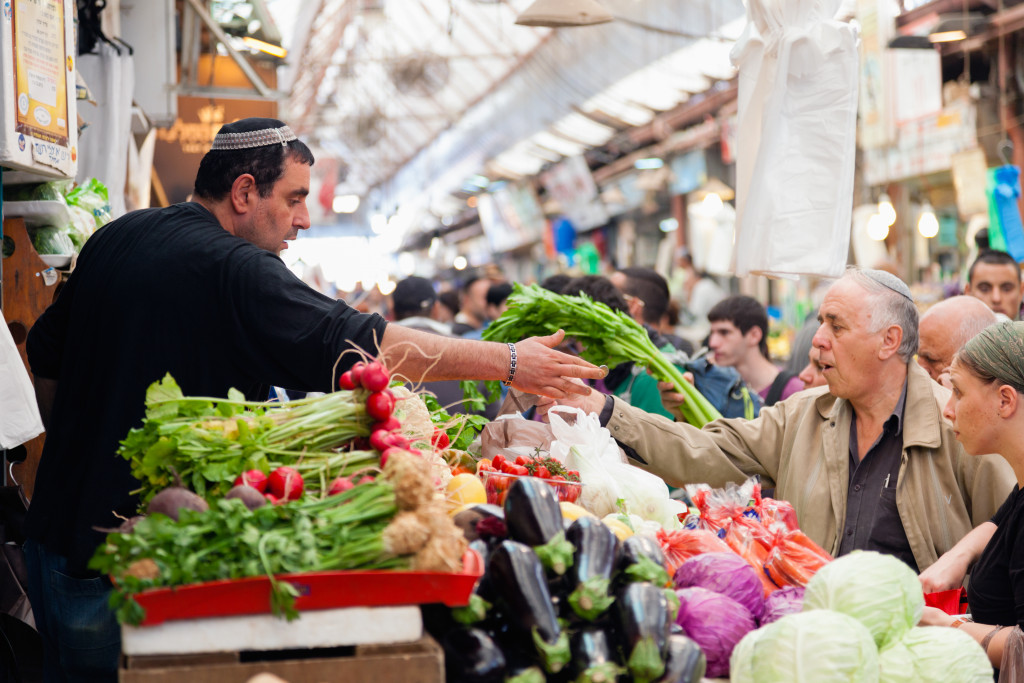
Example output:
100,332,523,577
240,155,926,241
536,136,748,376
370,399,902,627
1001,625,1024,683
762,528,831,589
28,224,75,255
656,528,732,579
729,0,858,278
66,177,112,228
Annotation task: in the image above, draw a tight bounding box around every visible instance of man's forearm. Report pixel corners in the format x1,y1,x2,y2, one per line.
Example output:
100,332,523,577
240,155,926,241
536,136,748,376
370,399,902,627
378,325,506,383
34,376,57,432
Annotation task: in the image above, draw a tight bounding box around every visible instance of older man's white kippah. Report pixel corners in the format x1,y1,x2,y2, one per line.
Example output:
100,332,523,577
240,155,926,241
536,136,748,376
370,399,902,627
210,117,297,151
860,268,913,302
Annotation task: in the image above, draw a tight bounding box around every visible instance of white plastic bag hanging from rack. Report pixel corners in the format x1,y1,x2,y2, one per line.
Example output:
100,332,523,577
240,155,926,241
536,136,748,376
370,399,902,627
729,0,859,279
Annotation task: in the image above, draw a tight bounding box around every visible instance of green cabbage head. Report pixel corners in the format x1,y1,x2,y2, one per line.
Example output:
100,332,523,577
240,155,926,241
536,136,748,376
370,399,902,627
803,550,923,649
730,609,879,683
879,626,993,682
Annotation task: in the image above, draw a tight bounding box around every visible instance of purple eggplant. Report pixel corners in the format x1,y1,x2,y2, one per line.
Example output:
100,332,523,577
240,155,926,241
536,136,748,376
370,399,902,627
570,627,625,683
615,582,670,683
504,477,574,575
488,540,570,674
441,628,506,683
565,517,618,621
656,634,706,683
617,534,670,586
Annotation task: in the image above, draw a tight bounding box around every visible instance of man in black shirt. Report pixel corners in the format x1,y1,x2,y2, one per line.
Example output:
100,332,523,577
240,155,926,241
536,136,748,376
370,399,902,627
23,118,605,681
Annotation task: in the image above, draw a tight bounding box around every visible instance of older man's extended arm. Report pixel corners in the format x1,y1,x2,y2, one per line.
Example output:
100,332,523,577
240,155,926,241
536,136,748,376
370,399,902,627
602,394,794,488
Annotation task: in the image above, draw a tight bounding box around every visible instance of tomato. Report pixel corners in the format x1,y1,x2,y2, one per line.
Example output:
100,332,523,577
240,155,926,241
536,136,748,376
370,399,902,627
510,464,530,476
491,454,506,470
536,466,551,480
514,455,529,466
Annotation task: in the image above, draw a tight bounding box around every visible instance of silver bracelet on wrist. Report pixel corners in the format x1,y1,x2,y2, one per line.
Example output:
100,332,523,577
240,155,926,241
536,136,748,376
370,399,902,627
501,342,517,387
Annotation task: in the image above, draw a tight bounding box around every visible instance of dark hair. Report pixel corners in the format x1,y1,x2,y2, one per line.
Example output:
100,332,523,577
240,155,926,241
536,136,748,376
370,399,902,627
438,290,459,316
460,274,482,294
563,275,629,315
616,267,670,325
666,299,680,327
193,140,315,200
486,282,514,307
540,273,572,293
392,276,437,320
969,249,1020,283
708,295,770,358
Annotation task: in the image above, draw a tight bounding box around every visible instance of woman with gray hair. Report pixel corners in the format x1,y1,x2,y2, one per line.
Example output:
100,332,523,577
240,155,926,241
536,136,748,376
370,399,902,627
920,321,1024,672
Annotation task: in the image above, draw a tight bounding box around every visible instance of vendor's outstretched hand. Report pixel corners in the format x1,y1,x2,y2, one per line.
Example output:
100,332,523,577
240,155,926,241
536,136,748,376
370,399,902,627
511,330,607,399
535,377,606,419
657,372,695,422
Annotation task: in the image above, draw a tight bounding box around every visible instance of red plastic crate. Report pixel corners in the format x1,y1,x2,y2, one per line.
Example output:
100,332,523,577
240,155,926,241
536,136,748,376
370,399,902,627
133,549,483,626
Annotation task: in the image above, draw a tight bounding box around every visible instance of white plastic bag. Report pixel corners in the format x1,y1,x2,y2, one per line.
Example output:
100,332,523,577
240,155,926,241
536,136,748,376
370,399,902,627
730,0,859,279
548,406,683,528
0,309,44,448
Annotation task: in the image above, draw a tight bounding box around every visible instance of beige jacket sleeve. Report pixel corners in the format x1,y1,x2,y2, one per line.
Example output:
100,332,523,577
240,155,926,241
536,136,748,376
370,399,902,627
603,392,811,488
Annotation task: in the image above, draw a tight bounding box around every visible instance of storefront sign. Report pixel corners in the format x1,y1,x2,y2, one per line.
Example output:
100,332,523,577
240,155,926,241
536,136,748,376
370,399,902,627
0,0,76,177
862,98,978,185
540,155,608,232
477,183,545,253
669,150,708,196
857,0,896,149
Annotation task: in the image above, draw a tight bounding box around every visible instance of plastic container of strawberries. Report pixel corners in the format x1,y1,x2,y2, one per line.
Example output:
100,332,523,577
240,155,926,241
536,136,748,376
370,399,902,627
132,548,484,626
481,471,582,506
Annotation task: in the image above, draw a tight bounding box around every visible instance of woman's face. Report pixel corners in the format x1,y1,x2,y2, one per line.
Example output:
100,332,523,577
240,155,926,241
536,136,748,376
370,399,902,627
943,358,1004,456
798,348,828,389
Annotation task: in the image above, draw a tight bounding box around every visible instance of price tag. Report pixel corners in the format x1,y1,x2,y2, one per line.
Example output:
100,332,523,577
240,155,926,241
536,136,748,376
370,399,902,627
36,267,58,286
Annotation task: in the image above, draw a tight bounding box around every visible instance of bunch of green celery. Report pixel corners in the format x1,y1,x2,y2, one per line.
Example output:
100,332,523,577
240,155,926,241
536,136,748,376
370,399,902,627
465,283,721,426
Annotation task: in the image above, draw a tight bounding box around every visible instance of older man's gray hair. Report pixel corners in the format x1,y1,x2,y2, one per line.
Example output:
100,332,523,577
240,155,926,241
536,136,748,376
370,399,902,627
843,266,919,363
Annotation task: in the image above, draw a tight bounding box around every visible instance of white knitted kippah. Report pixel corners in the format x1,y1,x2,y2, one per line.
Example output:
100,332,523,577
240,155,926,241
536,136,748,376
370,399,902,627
210,117,297,151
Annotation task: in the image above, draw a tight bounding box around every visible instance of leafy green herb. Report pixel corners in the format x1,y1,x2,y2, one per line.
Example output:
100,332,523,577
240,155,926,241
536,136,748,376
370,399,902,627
467,283,722,426
419,391,489,452
90,482,407,624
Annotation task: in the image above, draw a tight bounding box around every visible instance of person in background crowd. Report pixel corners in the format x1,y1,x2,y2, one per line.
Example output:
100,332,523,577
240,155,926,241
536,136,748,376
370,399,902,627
22,118,606,682
436,289,459,325
390,276,469,414
917,295,997,385
539,272,572,294
484,282,513,327
561,275,677,420
797,347,828,390
462,282,513,342
706,295,803,406
391,276,452,335
965,249,1024,321
451,274,501,336
610,266,694,356
539,267,1015,575
919,322,1024,671
672,248,727,320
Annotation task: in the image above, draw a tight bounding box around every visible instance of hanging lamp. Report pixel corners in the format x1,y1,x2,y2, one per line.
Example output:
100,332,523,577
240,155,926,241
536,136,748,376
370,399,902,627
515,0,613,28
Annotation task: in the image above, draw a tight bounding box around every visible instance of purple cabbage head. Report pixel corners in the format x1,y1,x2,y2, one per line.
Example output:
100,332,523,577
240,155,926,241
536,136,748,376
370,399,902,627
673,551,765,619
759,585,805,626
675,586,756,679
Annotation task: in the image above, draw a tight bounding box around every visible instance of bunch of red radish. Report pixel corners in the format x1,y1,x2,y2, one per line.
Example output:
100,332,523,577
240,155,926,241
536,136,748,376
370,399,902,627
339,360,451,466
234,467,303,505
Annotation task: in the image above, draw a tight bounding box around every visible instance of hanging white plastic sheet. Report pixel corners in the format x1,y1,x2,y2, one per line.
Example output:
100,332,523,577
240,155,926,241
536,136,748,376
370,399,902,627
0,309,43,449
730,0,859,279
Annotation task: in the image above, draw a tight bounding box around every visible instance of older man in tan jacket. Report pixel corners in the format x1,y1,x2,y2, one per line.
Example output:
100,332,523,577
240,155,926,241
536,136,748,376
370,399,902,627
540,267,1015,573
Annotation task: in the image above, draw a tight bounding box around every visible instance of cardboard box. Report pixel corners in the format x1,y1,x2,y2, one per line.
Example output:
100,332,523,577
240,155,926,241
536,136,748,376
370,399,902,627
119,635,444,683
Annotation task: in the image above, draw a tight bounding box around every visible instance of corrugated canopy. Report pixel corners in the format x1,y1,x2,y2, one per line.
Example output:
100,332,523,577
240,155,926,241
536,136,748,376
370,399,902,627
279,0,746,222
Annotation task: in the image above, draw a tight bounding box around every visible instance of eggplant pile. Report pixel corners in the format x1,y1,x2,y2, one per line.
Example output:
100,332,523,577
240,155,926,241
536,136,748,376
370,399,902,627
431,477,707,683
